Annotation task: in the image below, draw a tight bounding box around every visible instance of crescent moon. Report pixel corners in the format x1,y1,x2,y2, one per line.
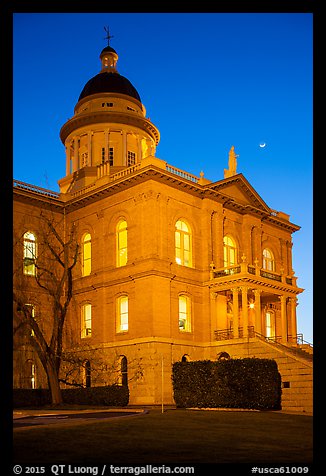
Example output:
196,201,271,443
259,143,266,148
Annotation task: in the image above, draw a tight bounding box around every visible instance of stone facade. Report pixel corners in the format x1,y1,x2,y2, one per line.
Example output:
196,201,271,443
13,41,312,409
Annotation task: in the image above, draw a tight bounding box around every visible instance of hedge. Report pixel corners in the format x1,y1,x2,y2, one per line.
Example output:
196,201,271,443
13,385,129,408
172,358,282,410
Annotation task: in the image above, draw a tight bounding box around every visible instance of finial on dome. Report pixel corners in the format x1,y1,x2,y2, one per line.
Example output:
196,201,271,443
100,27,118,73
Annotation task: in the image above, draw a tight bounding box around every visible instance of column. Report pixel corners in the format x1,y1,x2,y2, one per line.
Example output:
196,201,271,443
137,134,142,162
241,286,249,337
104,129,109,163
122,131,127,166
254,289,262,335
72,136,79,172
290,297,298,344
210,292,217,341
279,295,288,343
65,144,70,175
232,288,239,338
88,132,93,166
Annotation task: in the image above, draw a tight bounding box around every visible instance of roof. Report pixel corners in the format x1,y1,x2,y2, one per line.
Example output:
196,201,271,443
78,72,141,102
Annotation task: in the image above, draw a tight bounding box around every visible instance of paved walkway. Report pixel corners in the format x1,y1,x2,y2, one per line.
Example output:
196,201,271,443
13,408,148,428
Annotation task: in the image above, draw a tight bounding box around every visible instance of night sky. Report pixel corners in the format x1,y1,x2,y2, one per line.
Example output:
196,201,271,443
13,12,313,343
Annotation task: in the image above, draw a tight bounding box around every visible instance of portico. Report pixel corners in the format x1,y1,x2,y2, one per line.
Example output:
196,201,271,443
208,257,302,345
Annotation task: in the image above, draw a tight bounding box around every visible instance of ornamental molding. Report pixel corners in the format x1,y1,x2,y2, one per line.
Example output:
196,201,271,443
60,111,160,145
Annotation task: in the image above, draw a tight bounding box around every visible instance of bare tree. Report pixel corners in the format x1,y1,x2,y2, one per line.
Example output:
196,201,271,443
13,210,79,405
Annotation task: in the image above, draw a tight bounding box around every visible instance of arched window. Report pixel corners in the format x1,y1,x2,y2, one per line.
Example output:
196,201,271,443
175,220,192,267
178,295,191,332
217,352,230,361
223,235,237,267
118,355,128,386
181,354,190,362
117,220,128,267
23,231,37,276
82,233,91,276
262,248,275,271
117,295,129,332
83,360,91,388
81,303,92,338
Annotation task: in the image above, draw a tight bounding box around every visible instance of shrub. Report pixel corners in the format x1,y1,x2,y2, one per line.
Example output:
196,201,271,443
172,358,281,410
13,385,129,408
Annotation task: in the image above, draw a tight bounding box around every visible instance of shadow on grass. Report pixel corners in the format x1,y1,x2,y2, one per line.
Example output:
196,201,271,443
13,409,312,465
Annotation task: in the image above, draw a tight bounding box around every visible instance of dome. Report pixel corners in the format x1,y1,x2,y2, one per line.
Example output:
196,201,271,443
78,72,141,102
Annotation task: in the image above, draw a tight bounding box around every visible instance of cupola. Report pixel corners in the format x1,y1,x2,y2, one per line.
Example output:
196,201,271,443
58,33,160,194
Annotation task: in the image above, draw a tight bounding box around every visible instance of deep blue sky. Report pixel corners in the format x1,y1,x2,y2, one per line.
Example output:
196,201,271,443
13,13,313,343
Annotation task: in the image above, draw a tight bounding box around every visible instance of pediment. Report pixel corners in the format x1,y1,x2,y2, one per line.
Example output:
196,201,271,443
206,173,271,213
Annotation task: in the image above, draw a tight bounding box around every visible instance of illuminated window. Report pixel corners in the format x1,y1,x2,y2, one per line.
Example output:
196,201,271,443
263,248,275,271
265,311,275,339
179,295,191,332
223,235,237,267
26,360,37,389
175,220,192,267
31,363,36,389
81,303,92,338
82,233,91,276
117,296,129,332
25,304,36,336
117,220,128,267
23,231,37,276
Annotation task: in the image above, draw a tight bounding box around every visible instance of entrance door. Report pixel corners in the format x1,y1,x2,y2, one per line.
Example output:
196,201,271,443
265,311,275,339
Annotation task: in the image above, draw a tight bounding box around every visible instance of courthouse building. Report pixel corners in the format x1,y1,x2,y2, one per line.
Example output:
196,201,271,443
13,41,313,411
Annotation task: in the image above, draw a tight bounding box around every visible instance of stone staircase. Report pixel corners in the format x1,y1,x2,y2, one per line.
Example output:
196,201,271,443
213,337,313,414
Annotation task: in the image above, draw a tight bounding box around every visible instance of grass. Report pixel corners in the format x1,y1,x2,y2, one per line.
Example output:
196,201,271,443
13,409,312,465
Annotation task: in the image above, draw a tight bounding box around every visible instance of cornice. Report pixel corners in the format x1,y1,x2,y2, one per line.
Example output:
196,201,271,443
13,166,300,233
13,187,64,213
60,111,160,145
206,274,303,296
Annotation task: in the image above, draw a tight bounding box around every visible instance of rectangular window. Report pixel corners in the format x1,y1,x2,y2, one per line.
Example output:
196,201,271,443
127,151,136,166
82,234,91,277
81,304,92,338
81,152,88,167
23,233,36,276
117,221,128,267
109,147,114,166
179,295,191,332
118,296,129,332
31,363,36,389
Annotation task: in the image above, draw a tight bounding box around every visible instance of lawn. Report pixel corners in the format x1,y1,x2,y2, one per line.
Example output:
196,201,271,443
13,409,312,465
